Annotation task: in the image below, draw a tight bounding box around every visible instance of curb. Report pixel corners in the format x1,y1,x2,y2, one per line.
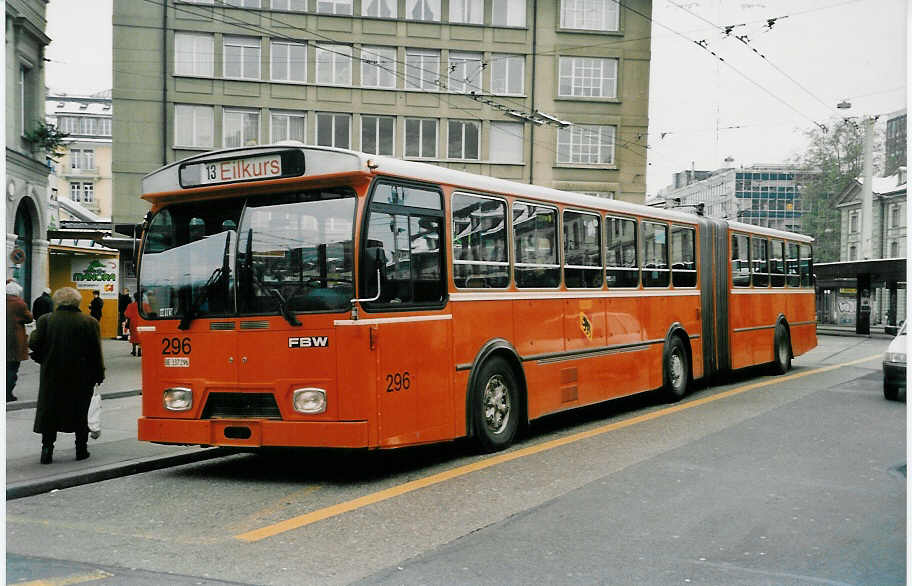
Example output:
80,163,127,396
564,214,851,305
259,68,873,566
816,329,893,339
6,447,233,500
6,389,143,412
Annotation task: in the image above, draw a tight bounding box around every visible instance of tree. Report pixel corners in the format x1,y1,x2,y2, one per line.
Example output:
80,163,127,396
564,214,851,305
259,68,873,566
23,120,69,161
792,118,883,263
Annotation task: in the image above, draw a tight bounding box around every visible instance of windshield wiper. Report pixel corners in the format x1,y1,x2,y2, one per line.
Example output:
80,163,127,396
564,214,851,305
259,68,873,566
178,266,226,330
178,234,232,331
265,287,301,327
244,228,301,327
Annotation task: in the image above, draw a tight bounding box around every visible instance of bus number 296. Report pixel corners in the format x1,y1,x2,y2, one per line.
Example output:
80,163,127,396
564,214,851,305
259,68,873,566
386,371,410,392
162,337,192,355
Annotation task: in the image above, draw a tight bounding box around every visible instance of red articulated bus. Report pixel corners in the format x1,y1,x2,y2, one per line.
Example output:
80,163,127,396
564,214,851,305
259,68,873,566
136,144,816,452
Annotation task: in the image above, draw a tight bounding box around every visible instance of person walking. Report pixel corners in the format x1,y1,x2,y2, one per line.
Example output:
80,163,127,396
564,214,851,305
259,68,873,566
89,290,104,321
7,281,34,402
124,291,143,356
118,288,131,340
29,287,105,464
32,287,53,320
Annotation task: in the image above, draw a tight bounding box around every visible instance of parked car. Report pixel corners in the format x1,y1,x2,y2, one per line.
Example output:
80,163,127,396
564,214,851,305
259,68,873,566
883,321,907,401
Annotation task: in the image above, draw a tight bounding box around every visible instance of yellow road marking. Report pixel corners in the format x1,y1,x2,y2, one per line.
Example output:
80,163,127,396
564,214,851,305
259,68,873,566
18,570,112,585
235,353,882,542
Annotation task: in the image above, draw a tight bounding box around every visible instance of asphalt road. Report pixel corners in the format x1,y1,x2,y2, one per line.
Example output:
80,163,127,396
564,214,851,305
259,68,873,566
6,335,905,585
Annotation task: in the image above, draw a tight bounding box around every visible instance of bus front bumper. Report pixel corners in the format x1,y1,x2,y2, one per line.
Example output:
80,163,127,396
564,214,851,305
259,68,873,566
138,417,370,448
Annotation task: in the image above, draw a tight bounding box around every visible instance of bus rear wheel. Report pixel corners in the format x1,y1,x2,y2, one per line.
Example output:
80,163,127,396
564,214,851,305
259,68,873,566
772,323,792,375
661,336,689,402
472,357,520,452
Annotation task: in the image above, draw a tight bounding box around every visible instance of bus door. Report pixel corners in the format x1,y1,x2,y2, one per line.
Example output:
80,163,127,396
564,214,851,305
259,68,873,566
361,180,452,447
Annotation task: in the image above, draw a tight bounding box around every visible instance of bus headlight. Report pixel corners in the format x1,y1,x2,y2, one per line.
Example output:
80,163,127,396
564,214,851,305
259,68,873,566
163,387,193,411
293,388,326,414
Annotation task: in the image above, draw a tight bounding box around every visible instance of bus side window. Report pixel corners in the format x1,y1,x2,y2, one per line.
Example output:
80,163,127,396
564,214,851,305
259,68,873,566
452,193,508,288
513,202,560,288
671,225,697,288
642,221,669,288
732,234,750,287
799,244,813,287
770,239,785,287
563,210,602,288
606,216,638,287
786,242,800,287
751,237,769,287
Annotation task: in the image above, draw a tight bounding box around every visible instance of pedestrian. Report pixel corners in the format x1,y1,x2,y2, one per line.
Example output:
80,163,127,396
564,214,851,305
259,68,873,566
89,290,103,321
28,287,105,464
124,291,142,356
7,281,34,402
118,287,131,340
32,287,53,320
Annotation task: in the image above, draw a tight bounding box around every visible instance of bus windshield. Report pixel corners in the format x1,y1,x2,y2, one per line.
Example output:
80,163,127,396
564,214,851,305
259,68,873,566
139,189,355,321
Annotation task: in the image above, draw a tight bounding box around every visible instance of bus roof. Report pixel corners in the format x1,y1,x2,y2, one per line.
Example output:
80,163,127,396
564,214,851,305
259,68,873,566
142,144,813,244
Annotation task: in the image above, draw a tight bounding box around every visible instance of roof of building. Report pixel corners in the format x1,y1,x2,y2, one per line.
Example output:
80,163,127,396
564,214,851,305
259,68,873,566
46,92,112,117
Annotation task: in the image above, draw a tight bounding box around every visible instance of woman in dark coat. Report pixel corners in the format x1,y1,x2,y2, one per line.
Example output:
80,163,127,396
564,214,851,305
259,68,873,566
29,287,105,464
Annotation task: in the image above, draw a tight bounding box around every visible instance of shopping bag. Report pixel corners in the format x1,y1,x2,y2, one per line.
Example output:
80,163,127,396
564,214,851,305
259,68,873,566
88,392,102,439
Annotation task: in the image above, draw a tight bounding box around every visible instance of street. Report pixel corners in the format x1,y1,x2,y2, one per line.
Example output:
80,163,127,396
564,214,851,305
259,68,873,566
6,335,905,585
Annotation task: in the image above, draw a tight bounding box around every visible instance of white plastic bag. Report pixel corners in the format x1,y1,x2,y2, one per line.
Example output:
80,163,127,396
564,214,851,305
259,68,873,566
88,392,102,439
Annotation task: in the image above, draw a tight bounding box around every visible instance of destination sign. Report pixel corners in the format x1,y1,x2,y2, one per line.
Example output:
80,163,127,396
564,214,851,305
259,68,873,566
178,149,306,188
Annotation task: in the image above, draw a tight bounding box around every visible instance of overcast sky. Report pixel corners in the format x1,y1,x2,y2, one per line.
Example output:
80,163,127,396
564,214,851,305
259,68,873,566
44,0,907,195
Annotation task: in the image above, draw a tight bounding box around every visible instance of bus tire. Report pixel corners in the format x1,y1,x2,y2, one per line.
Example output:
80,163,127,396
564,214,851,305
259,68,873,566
472,357,520,452
661,336,689,402
772,323,791,375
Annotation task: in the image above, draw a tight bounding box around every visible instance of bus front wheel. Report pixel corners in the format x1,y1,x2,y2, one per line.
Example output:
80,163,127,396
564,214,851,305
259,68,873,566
772,323,792,375
661,336,689,402
472,357,520,452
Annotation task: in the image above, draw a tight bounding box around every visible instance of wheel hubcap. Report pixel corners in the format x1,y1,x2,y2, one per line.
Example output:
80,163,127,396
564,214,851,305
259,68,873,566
483,374,511,435
670,350,684,390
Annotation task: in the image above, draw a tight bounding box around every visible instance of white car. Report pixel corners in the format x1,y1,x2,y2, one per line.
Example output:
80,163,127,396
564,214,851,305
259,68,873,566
883,321,906,401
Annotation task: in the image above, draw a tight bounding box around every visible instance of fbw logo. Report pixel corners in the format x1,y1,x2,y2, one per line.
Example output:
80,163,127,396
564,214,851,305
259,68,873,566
288,336,330,348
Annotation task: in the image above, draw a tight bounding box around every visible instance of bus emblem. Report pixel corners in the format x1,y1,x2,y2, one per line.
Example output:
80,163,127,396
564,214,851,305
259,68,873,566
288,336,330,348
578,313,593,341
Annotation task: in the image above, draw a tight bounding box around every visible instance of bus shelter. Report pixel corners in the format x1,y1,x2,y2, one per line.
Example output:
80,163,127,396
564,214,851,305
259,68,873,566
815,258,907,335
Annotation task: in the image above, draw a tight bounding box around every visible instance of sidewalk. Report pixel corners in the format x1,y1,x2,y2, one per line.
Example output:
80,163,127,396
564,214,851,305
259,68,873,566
815,323,896,338
5,338,227,500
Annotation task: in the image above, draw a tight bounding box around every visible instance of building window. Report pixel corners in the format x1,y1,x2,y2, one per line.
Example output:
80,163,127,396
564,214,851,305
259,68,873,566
405,0,440,21
316,112,351,148
80,118,99,135
223,109,260,147
271,41,307,82
272,0,307,10
492,0,526,27
99,118,112,136
848,244,857,261
558,57,618,98
317,0,353,14
489,122,523,163
70,182,82,202
361,46,397,89
361,115,395,156
450,0,483,24
175,105,214,148
70,149,95,170
224,36,261,80
19,65,34,136
175,32,214,77
890,204,901,228
315,44,352,85
405,49,440,90
362,0,397,17
849,210,859,233
270,111,306,143
448,52,482,94
557,124,615,165
491,54,524,95
448,120,480,160
560,0,620,31
890,241,899,257
405,118,438,158
83,183,95,204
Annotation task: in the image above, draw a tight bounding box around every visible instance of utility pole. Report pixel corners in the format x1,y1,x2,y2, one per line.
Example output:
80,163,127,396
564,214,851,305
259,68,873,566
860,116,874,260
